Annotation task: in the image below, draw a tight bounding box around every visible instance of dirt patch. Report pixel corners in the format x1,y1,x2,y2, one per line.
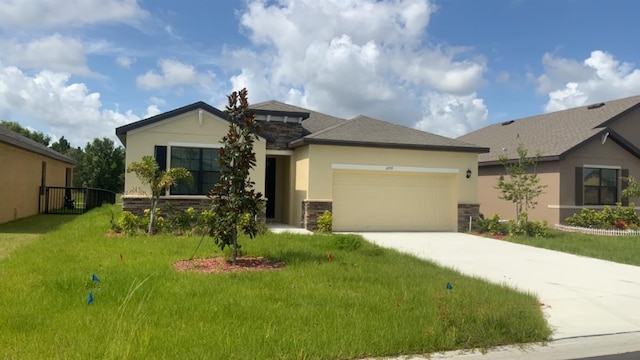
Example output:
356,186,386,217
173,256,285,274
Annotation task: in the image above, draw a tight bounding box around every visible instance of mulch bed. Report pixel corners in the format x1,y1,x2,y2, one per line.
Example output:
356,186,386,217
173,256,285,274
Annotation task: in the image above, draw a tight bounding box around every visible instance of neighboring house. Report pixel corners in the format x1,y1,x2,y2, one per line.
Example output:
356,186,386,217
458,95,640,225
0,125,75,224
116,101,488,232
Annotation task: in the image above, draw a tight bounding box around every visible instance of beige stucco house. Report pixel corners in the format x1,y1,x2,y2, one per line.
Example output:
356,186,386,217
116,101,488,231
0,125,75,224
458,95,640,225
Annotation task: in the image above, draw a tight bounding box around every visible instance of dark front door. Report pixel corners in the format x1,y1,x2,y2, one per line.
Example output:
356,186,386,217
265,157,276,218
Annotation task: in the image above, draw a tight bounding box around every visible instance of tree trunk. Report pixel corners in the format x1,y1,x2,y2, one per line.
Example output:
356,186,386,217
148,198,158,236
231,227,238,265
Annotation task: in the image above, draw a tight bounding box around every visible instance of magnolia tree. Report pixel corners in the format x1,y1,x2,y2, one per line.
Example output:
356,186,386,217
127,156,192,235
208,88,264,265
495,143,546,225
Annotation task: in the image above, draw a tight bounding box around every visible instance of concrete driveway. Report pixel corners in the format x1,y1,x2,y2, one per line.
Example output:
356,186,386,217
357,232,640,340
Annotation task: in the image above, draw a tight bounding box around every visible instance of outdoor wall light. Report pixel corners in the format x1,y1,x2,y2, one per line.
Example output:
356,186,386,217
466,169,472,179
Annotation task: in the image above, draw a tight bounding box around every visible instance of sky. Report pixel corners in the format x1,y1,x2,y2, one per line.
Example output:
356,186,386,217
1,0,640,148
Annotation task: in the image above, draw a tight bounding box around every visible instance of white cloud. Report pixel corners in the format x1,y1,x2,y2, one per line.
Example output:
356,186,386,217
415,92,488,138
0,0,148,29
0,34,93,76
231,0,488,135
116,56,135,69
0,64,140,146
535,51,640,112
136,59,211,90
144,105,161,118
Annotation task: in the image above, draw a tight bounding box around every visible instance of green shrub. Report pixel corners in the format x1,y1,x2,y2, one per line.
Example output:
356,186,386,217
472,213,489,233
317,210,332,233
565,203,640,229
486,214,508,236
118,211,141,235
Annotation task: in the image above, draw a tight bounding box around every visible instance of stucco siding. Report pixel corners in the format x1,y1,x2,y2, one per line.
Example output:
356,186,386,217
478,162,560,225
0,142,71,224
292,146,310,226
123,110,266,198
607,107,640,150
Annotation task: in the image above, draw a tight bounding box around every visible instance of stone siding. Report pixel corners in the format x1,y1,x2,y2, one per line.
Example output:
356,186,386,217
257,121,308,150
123,197,210,215
302,200,332,231
458,203,480,232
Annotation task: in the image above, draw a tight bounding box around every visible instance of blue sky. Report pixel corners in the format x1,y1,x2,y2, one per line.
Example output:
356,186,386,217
1,0,640,147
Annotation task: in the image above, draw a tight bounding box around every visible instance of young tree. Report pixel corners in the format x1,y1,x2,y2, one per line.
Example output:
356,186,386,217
127,156,192,235
496,143,546,225
208,88,264,265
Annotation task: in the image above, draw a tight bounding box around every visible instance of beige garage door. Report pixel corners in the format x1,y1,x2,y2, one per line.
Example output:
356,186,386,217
332,170,456,231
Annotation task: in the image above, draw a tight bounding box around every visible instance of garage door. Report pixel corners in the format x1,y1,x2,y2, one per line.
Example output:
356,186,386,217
332,170,456,231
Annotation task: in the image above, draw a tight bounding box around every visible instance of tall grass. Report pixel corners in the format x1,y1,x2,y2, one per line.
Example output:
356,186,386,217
509,230,640,266
0,205,550,359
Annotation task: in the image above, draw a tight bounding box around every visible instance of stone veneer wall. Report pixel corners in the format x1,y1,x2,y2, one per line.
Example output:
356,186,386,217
258,122,308,150
123,197,210,215
457,203,480,232
302,200,332,231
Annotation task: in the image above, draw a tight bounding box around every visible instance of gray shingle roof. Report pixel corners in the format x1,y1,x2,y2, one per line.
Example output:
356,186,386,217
291,115,489,153
250,100,346,133
457,95,640,164
0,125,75,165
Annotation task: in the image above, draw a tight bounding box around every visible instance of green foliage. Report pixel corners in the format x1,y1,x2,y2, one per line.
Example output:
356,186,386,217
1,120,51,146
622,175,640,199
317,210,333,233
486,214,508,236
565,203,640,229
495,143,546,225
208,88,264,264
80,138,126,193
126,155,192,235
118,211,142,235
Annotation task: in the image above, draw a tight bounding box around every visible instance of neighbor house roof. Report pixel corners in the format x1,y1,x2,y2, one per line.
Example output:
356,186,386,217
457,95,640,165
251,100,346,133
0,125,75,165
290,115,489,153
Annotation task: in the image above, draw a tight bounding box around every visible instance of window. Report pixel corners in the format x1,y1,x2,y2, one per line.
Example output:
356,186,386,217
583,167,618,205
170,146,220,195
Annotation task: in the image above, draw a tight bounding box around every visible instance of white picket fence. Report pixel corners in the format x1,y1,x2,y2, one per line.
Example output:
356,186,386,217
555,224,640,236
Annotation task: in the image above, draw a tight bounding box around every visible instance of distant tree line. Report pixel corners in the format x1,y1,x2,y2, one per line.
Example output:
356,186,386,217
1,120,125,193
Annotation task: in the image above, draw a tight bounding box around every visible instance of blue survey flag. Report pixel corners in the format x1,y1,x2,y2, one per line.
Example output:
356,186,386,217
88,292,94,305
446,282,453,290
92,274,100,282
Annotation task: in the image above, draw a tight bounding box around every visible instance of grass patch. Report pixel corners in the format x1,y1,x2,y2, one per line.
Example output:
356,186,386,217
0,214,78,260
0,206,551,359
508,230,640,266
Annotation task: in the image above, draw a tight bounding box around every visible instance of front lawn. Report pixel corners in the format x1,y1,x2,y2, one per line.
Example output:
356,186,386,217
508,230,640,266
0,205,551,359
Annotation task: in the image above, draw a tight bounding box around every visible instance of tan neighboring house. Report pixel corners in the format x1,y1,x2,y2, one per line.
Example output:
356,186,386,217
116,101,488,232
458,95,640,225
0,125,75,224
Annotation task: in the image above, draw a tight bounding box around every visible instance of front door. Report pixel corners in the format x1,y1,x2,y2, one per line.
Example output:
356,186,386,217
265,157,276,218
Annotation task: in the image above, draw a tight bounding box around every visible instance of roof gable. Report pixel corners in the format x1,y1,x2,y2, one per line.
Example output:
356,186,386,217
458,94,640,163
0,125,75,165
115,102,228,145
291,115,489,153
251,100,346,133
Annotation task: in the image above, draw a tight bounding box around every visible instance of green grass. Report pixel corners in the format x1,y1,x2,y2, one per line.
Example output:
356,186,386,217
508,230,640,266
0,206,551,359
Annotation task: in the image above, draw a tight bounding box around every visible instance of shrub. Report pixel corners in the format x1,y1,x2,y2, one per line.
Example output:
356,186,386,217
317,210,332,233
118,211,141,235
486,214,508,236
472,213,489,233
565,203,640,229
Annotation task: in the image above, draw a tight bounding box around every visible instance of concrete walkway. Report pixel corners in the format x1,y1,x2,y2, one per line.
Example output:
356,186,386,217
357,232,640,358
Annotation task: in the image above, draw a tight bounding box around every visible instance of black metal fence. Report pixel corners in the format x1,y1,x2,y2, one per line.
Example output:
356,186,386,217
39,187,116,214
